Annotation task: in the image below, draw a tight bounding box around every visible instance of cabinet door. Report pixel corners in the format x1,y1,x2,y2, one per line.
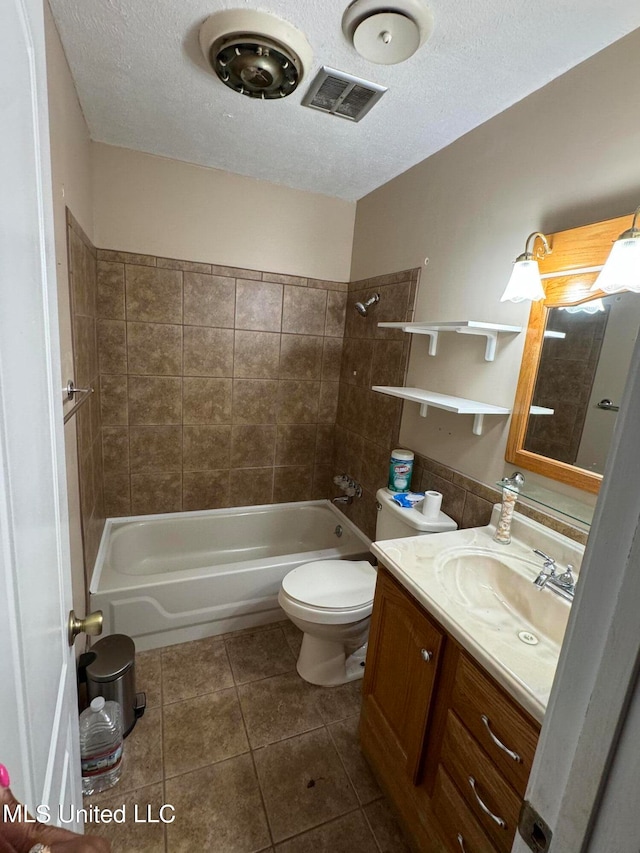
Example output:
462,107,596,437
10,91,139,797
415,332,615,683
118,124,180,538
362,569,444,782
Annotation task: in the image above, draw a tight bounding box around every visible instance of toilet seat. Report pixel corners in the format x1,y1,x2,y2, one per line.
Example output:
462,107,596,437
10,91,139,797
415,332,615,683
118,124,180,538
279,559,377,625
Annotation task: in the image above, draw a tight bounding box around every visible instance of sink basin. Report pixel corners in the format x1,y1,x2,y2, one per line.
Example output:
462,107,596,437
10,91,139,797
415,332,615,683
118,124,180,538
434,547,570,648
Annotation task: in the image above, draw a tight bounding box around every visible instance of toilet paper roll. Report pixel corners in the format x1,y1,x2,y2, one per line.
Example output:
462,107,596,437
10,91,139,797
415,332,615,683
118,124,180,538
421,490,442,520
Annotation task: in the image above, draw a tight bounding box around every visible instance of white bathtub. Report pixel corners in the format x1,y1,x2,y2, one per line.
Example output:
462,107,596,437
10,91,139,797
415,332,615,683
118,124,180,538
90,500,372,651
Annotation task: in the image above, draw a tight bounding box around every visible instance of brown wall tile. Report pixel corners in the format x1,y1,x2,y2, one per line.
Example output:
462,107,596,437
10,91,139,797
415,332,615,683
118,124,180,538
100,374,128,425
325,291,347,337
97,261,125,319
98,249,156,266
184,326,233,376
228,468,273,506
184,273,235,328
282,286,327,336
75,315,98,384
233,331,280,378
235,280,283,332
183,470,231,511
131,473,182,515
102,426,130,475
277,381,320,424
183,425,231,471
461,493,494,529
263,272,307,286
127,321,182,375
129,426,183,472
273,466,313,503
232,380,279,424
315,425,335,463
157,257,212,274
231,425,276,468
128,375,182,424
211,264,261,280
184,378,233,424
125,265,183,324
104,473,131,517
97,319,127,376
322,338,343,381
275,425,317,466
279,335,323,380
318,382,340,424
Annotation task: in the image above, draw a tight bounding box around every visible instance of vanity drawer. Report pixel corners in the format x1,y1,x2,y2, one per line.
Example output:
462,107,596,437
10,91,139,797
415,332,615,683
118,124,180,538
441,711,521,852
432,765,500,853
451,653,539,797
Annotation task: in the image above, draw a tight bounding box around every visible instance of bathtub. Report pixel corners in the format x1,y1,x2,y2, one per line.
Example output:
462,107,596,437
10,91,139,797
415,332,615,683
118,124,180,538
90,500,372,651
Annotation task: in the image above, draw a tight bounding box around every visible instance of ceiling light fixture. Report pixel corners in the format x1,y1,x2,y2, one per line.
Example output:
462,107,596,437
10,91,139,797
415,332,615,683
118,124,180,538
199,10,313,100
591,205,640,294
342,0,434,65
500,232,552,303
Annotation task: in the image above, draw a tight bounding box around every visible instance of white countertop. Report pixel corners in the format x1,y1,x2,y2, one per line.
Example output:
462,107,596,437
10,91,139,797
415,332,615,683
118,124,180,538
371,510,585,724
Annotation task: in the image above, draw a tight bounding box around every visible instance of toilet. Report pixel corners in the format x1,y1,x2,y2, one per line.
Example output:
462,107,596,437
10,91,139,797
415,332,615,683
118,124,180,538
278,487,457,686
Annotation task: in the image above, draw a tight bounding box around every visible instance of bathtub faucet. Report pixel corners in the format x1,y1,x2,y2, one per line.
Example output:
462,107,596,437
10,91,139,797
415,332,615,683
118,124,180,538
332,495,353,506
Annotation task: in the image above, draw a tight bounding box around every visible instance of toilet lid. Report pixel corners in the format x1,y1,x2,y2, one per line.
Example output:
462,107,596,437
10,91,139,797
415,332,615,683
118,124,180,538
282,560,377,611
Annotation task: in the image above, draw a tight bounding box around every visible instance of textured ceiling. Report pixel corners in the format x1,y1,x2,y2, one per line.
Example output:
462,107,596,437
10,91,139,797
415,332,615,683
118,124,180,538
48,0,640,201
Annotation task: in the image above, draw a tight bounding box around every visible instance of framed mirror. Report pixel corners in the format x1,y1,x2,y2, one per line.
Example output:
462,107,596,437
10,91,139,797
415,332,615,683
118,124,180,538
506,213,638,494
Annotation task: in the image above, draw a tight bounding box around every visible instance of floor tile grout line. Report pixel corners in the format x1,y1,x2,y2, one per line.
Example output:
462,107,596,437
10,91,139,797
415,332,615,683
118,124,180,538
270,804,366,849
360,802,385,853
325,716,362,807
225,637,277,851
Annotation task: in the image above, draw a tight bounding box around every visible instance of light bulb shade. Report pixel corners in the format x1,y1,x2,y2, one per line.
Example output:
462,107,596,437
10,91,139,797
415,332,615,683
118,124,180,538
559,298,605,314
500,259,546,303
592,235,640,294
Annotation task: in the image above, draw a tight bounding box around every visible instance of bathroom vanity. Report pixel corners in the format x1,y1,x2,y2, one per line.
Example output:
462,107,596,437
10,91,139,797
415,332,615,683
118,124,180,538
360,510,583,853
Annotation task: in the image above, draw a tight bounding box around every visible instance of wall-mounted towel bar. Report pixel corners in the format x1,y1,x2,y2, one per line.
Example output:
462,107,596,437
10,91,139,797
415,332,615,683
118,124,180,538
63,380,94,424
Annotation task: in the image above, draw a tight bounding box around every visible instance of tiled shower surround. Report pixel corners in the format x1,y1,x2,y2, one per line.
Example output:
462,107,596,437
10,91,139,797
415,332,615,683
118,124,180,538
95,249,348,516
68,230,586,580
67,212,105,577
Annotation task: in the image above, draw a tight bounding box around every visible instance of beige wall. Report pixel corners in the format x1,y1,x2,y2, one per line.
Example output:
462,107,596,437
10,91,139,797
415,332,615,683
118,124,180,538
45,1,94,616
92,143,355,283
351,29,640,511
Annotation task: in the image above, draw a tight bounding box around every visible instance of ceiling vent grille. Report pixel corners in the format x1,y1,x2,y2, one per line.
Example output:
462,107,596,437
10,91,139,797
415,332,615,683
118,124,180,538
302,67,386,122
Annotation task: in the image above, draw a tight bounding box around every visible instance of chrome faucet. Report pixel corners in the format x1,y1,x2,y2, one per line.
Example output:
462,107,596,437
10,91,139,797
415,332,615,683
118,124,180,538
532,549,576,601
332,495,353,506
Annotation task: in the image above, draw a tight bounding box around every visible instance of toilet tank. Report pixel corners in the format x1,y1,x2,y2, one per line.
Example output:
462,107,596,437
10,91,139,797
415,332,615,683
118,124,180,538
375,488,457,540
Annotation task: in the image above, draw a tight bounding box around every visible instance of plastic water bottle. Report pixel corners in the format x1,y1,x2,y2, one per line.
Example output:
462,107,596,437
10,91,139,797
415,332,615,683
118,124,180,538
79,697,124,795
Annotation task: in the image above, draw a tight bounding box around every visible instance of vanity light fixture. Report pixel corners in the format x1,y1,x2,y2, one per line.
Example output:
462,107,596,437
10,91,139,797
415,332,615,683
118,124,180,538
500,232,552,303
591,205,640,294
559,298,605,314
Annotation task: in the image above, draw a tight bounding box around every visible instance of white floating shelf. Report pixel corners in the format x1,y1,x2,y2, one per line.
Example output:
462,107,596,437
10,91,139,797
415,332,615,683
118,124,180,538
372,386,511,436
530,406,555,415
377,320,522,361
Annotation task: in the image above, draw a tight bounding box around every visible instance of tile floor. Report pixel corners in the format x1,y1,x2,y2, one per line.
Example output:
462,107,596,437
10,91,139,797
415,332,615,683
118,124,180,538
85,621,412,852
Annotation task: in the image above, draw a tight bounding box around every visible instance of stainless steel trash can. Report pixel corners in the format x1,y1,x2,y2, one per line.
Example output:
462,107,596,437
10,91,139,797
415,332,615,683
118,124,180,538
84,634,145,736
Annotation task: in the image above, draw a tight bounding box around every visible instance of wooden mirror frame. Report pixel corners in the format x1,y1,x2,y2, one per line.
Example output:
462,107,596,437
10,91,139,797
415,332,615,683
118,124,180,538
506,212,635,494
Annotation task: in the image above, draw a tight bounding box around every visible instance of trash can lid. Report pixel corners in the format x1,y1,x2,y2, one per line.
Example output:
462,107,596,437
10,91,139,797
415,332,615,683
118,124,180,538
86,634,135,681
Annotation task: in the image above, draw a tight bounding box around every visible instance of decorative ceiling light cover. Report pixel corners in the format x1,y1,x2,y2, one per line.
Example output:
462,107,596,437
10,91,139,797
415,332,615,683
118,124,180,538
199,9,313,99
342,0,434,65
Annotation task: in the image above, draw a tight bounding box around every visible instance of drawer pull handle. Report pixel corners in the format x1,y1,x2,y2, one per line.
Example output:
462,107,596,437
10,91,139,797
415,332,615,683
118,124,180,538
468,776,506,829
457,833,467,852
481,714,522,763
420,648,433,662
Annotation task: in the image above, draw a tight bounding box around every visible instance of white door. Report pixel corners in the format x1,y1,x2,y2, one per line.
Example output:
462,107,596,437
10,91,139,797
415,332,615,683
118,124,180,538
0,0,82,827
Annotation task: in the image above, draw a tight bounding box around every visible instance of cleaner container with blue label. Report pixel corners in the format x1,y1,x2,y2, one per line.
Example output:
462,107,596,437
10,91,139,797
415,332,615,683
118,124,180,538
388,449,414,492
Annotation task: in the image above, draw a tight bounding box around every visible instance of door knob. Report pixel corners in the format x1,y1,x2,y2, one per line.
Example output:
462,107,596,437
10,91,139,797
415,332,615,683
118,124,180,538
68,609,103,646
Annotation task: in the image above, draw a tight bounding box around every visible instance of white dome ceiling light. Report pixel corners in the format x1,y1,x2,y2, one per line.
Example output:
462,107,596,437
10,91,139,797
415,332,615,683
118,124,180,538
342,0,434,65
199,9,313,100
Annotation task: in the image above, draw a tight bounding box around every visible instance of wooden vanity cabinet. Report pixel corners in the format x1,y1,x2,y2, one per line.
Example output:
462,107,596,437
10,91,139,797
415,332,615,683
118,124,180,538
360,566,541,853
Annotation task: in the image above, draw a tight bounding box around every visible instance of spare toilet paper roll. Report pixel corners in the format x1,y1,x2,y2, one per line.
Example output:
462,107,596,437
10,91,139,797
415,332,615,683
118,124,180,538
421,490,442,519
